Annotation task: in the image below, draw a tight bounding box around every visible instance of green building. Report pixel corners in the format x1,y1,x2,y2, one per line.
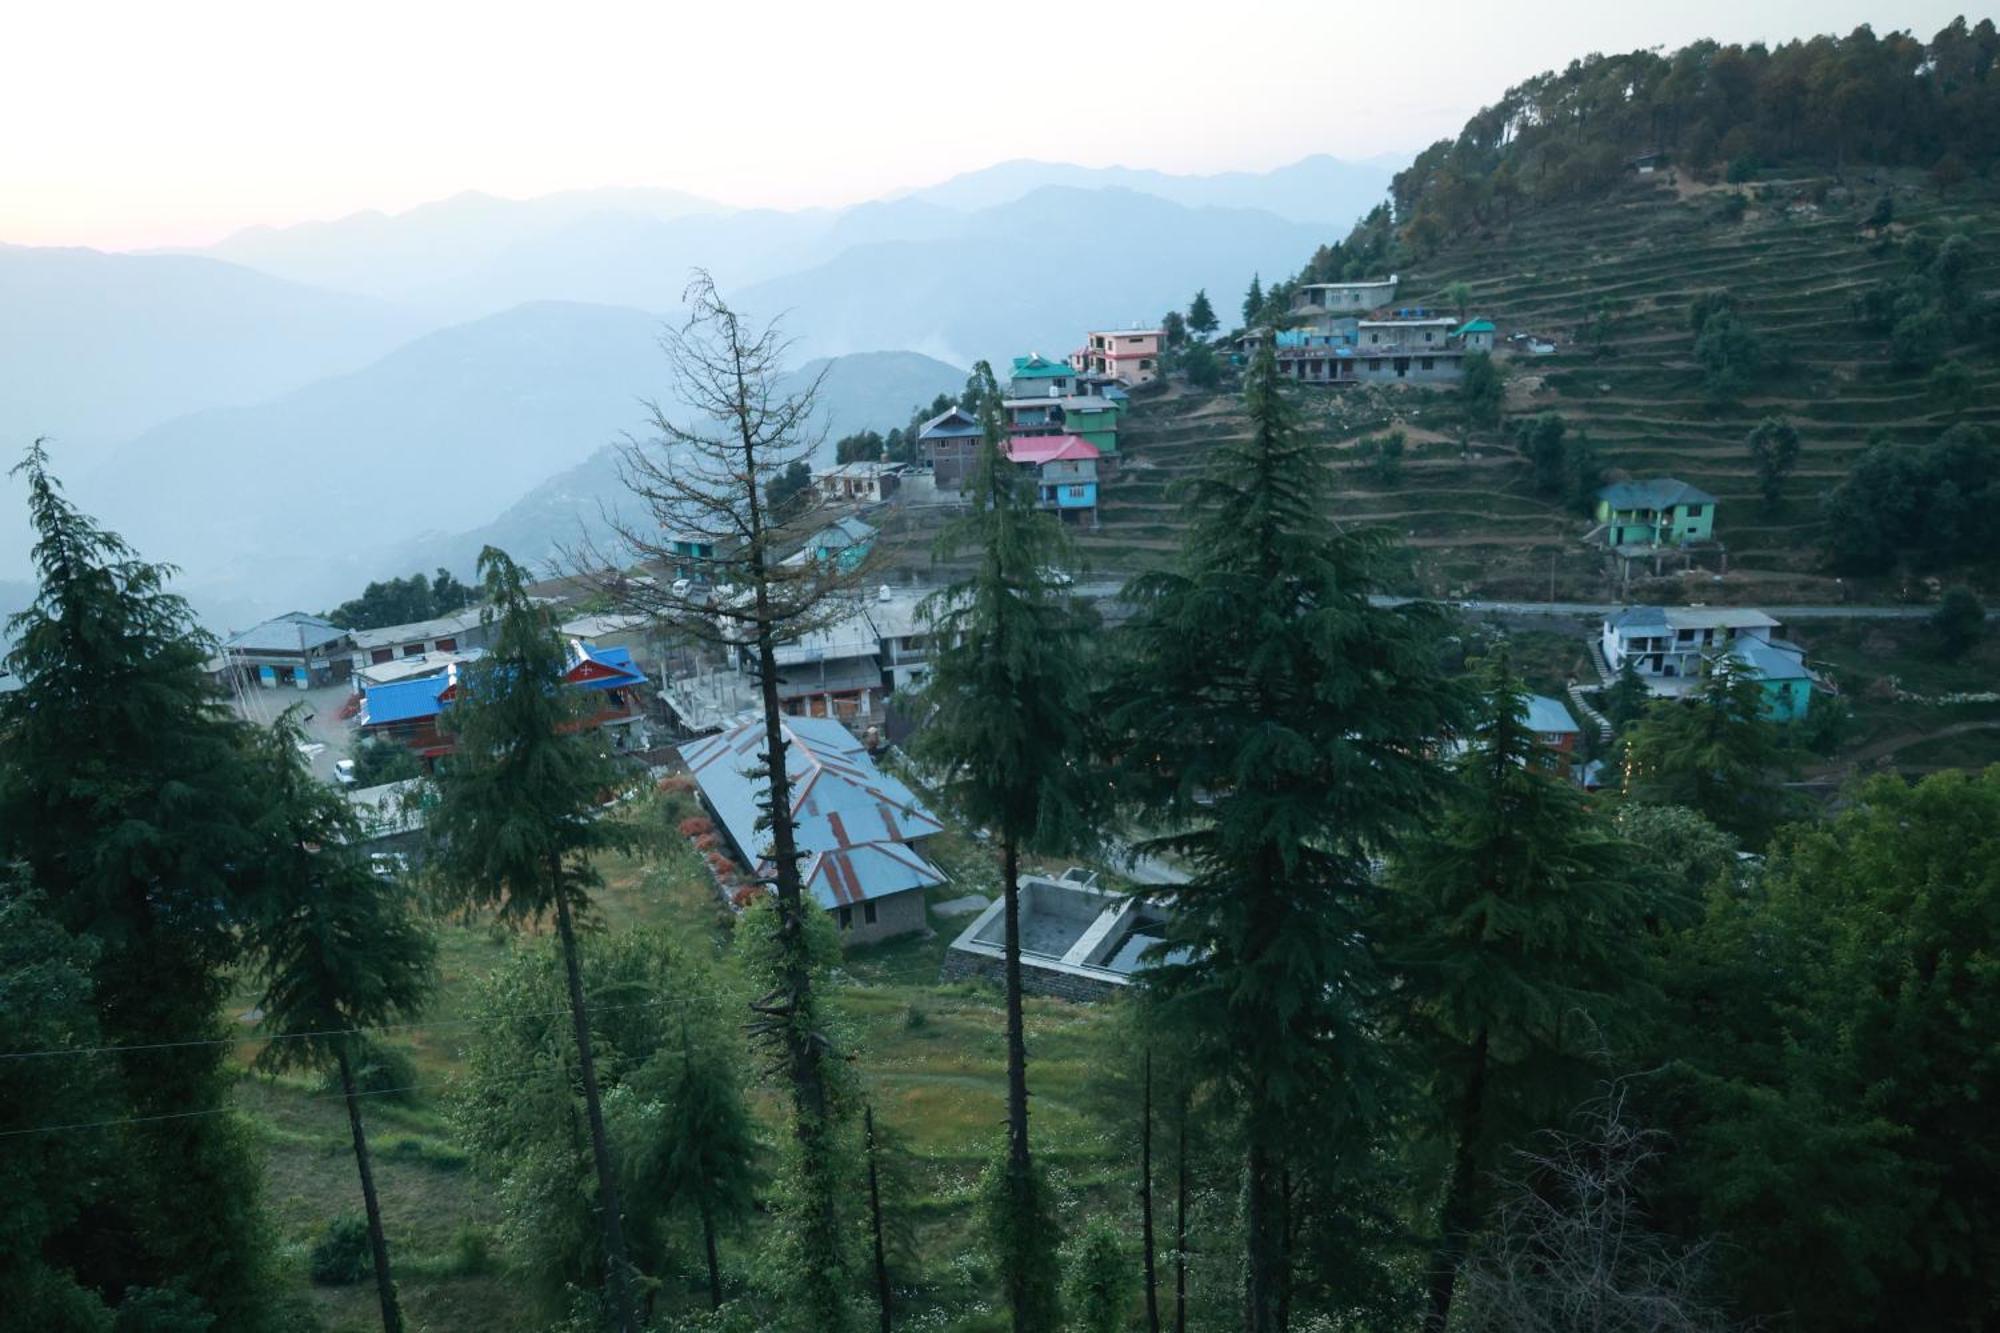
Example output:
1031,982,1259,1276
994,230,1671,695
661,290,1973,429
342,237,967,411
1595,478,1717,548
1724,637,1817,721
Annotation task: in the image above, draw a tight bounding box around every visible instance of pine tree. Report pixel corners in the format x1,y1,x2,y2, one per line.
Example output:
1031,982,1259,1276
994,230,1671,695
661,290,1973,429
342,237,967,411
1242,274,1265,327
1621,655,1795,846
0,440,274,1326
427,546,641,1333
1108,346,1471,1330
1188,289,1219,338
243,710,436,1333
582,273,860,1327
1383,651,1645,1330
912,360,1100,1330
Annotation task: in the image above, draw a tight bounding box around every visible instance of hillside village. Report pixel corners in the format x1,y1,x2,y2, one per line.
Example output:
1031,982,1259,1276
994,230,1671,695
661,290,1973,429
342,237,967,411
8,18,2000,1333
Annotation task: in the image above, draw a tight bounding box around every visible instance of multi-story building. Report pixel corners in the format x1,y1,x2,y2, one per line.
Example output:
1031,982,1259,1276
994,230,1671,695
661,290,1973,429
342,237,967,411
1600,606,1780,695
1073,327,1163,386
1004,434,1100,521
221,612,354,689
917,405,983,490
1003,394,1121,457
1593,479,1718,549
1291,275,1400,319
1007,353,1079,399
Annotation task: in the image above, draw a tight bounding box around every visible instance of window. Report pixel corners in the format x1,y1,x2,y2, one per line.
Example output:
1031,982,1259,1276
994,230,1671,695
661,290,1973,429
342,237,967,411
1368,359,1382,371
402,643,423,658
435,637,457,652
863,900,878,925
837,906,853,930
1421,357,1435,370
371,648,394,665
1684,504,1705,518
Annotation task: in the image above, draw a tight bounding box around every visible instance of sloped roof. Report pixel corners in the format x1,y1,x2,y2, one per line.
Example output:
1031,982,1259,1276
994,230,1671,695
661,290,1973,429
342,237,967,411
360,671,456,725
918,407,981,440
1727,637,1815,682
804,841,946,908
1457,319,1496,334
806,515,878,550
1004,434,1100,465
349,608,484,651
680,715,943,896
224,611,349,654
566,643,646,691
1010,354,1071,378
1524,693,1581,735
1598,478,1717,511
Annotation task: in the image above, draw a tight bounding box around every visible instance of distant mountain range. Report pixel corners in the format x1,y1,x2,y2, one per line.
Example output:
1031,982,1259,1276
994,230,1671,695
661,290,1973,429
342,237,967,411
0,152,1401,616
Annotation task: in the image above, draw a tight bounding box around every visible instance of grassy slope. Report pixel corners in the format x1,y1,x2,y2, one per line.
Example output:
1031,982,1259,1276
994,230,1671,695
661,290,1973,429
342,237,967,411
230,799,1135,1332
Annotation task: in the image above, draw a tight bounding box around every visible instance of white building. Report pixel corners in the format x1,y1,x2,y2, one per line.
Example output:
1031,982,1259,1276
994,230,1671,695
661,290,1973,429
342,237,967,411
1600,606,1780,695
349,609,487,671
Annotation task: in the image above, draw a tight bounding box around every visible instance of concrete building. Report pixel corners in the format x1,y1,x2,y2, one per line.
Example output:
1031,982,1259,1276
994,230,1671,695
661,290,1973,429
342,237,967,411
349,608,488,671
1722,637,1819,721
942,875,1179,1000
680,715,945,945
1073,327,1163,386
918,406,984,491
222,612,353,689
1004,394,1122,457
814,461,901,505
1593,479,1718,549
1257,308,1497,385
1290,275,1399,321
1004,434,1100,522
1007,353,1078,399
1600,606,1780,696
356,641,651,764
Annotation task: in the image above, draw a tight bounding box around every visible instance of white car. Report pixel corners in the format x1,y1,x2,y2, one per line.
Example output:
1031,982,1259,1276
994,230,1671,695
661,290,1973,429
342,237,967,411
333,758,357,786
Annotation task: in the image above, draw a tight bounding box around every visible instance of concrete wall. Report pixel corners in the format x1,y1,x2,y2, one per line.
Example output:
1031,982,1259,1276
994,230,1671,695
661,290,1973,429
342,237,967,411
939,949,1122,1002
831,886,927,946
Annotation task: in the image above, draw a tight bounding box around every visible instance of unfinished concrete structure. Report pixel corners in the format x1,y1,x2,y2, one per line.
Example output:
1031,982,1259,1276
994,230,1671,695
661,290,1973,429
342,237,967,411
941,874,1177,1000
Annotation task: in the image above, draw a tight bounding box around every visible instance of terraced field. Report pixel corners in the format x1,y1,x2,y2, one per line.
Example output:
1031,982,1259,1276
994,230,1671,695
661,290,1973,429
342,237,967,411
1073,171,2000,603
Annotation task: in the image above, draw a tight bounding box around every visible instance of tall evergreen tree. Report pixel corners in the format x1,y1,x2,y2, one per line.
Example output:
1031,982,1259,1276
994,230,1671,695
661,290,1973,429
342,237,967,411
1108,346,1470,1330
912,360,1100,1330
0,441,274,1326
1242,274,1265,327
427,546,641,1333
1382,652,1645,1330
1621,655,1795,846
583,273,859,1327
243,712,436,1333
1188,289,1219,337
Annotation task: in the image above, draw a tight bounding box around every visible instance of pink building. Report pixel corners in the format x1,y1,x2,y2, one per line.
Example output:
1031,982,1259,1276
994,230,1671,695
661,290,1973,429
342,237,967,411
1073,327,1163,386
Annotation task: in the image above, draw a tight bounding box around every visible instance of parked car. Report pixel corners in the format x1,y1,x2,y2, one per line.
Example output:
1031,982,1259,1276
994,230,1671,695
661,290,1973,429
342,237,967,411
333,758,357,786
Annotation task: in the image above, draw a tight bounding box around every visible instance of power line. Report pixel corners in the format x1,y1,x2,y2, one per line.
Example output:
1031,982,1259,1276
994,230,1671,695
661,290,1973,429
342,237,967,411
0,997,677,1063
0,1080,435,1140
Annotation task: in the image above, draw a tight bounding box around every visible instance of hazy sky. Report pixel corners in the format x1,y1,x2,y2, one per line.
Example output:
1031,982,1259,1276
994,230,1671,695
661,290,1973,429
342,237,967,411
2,0,1980,250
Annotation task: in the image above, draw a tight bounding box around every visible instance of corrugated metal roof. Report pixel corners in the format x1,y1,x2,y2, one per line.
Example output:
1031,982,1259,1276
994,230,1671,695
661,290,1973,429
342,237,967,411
803,842,944,908
568,644,646,691
1004,435,1100,465
1597,478,1717,511
349,608,484,651
1728,637,1815,681
680,715,943,897
918,407,981,440
224,612,349,654
360,671,455,725
1524,693,1580,735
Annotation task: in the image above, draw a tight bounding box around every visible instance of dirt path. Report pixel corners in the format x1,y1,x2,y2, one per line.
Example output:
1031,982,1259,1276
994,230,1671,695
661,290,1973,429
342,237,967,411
1814,718,2000,774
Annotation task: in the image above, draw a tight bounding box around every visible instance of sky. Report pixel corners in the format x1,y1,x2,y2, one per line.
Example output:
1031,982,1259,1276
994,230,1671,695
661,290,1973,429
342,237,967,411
1,0,1981,250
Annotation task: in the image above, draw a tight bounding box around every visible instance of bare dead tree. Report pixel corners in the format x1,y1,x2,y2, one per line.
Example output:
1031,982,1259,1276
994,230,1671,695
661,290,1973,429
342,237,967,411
576,271,864,1327
1454,1084,1743,1333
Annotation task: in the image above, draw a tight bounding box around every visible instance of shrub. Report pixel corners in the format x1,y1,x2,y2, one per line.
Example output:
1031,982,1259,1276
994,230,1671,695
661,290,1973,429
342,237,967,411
308,1216,373,1286
678,815,715,838
316,1041,418,1105
450,1223,495,1277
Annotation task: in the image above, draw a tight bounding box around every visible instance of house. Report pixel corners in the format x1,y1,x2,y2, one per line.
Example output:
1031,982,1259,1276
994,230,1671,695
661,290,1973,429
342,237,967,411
1004,394,1121,458
663,535,718,582
814,461,901,505
918,406,984,491
943,875,1179,1000
1003,434,1100,522
1601,606,1780,696
1263,306,1495,385
344,778,428,864
680,714,945,944
1007,353,1078,399
348,608,488,671
1073,327,1163,386
1721,637,1818,721
222,612,353,689
1594,480,1717,549
1290,275,1399,322
1525,693,1583,775
355,641,651,763
759,603,889,722
796,514,877,571
352,648,484,693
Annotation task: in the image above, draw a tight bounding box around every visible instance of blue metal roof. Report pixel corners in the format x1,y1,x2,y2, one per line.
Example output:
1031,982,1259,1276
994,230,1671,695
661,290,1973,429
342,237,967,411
362,673,454,725
1728,638,1814,682
681,716,943,900
918,407,981,440
570,643,645,691
1524,693,1580,735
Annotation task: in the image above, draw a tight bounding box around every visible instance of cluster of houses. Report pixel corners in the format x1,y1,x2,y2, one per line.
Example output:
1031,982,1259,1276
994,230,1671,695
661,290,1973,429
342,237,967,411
1236,275,1497,385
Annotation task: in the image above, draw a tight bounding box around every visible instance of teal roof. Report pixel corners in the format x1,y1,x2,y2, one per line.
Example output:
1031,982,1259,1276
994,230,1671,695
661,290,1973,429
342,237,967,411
1010,355,1070,378
1457,319,1495,334
1599,478,1716,511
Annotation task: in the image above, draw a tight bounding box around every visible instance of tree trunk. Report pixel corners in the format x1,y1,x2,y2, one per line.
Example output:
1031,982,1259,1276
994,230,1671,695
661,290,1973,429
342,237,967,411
866,1103,893,1333
552,880,638,1333
337,1042,402,1333
1002,833,1036,1332
1425,1026,1492,1333
1142,1049,1160,1333
700,1197,723,1310
1175,1096,1189,1333
1277,1168,1293,1332
1245,1136,1283,1333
